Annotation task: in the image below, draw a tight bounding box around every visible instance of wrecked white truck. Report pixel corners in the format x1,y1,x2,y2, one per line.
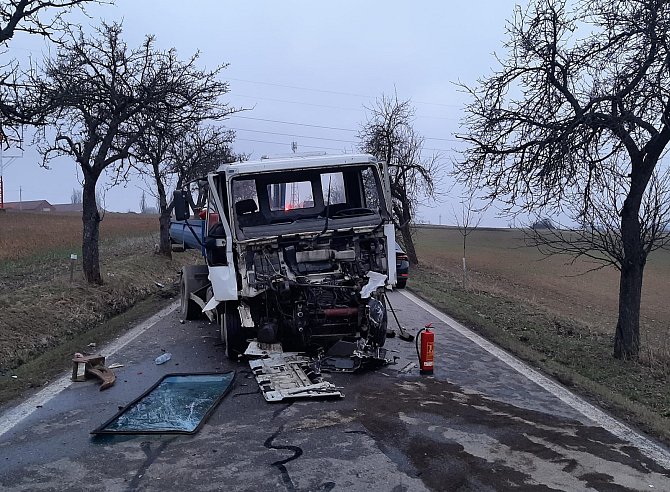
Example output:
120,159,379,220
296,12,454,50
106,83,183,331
171,153,397,362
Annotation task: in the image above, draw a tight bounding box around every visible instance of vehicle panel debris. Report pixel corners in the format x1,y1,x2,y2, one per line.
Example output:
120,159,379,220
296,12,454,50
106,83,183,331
249,352,343,402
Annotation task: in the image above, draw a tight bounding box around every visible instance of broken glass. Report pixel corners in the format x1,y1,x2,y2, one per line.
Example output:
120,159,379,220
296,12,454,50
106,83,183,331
92,372,235,435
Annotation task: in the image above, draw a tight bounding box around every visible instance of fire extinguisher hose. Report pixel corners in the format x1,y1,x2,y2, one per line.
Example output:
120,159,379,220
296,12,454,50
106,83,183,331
415,327,427,365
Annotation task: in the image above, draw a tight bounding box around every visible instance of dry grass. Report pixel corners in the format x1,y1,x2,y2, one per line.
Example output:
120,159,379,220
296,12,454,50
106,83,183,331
0,211,158,262
0,213,198,402
411,225,670,442
413,226,670,362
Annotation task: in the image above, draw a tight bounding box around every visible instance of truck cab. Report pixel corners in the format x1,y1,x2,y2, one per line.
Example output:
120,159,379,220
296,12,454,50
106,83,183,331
174,153,397,360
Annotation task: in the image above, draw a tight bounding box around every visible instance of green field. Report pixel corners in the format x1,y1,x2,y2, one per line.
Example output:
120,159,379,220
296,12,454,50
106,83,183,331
410,226,670,442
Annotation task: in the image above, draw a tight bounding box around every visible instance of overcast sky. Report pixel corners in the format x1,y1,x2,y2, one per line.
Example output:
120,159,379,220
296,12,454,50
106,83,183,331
2,0,526,226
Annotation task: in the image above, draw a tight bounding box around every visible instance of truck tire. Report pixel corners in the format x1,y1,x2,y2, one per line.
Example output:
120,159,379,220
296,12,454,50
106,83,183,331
180,265,209,320
368,297,388,347
221,301,245,361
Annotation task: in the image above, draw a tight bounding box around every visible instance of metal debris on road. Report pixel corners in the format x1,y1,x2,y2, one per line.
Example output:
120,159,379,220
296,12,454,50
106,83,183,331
247,343,342,402
71,354,116,391
318,339,395,373
244,339,395,401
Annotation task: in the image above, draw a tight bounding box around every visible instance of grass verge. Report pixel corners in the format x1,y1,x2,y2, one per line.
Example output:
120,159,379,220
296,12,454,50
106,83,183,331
0,233,199,406
0,293,175,407
409,265,670,445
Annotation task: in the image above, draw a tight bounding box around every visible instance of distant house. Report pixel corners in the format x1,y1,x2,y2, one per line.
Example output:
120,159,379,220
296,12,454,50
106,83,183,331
3,200,55,212
52,203,84,213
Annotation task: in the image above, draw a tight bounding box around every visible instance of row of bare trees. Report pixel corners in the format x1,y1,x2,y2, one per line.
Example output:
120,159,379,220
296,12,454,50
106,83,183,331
8,0,664,366
1,2,238,284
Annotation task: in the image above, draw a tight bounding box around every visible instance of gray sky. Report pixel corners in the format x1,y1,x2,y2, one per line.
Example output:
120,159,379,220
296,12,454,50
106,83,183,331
2,1,524,226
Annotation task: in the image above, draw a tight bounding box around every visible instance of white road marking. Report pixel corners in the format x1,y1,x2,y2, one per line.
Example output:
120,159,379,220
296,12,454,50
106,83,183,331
0,301,178,439
399,289,670,470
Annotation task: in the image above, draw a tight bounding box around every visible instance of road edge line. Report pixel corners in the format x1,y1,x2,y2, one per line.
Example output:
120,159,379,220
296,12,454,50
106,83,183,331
0,301,178,439
399,289,670,469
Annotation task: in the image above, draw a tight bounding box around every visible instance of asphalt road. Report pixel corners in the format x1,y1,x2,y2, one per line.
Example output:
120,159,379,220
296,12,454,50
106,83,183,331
0,290,669,491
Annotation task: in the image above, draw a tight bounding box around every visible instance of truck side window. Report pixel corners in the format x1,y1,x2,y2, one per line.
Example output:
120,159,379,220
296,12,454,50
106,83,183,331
362,167,381,210
232,178,263,227
320,172,346,206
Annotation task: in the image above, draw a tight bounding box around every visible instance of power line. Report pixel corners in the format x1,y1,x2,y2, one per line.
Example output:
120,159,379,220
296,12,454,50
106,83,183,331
231,93,361,112
230,93,460,122
228,77,460,108
230,115,356,132
235,137,351,152
230,126,461,153
230,127,355,143
228,115,462,143
234,135,454,155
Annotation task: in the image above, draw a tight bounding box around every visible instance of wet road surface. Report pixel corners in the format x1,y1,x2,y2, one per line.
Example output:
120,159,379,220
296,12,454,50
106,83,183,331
0,290,669,491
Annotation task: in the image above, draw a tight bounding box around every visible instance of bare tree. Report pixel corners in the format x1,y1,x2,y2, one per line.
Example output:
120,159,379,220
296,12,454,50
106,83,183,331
70,187,81,204
359,93,442,265
130,51,237,257
453,193,483,290
139,191,147,214
0,0,105,140
526,166,670,271
456,0,670,359
32,23,198,284
135,121,236,258
168,124,239,211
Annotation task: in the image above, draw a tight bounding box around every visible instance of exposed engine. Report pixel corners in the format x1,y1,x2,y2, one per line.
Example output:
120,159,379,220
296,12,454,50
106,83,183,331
238,231,389,350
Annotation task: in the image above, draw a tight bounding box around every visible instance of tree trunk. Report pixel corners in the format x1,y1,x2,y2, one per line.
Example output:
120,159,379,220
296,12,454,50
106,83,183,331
614,258,644,359
81,173,102,284
396,199,419,265
400,222,419,266
613,187,646,360
151,160,172,258
158,208,172,258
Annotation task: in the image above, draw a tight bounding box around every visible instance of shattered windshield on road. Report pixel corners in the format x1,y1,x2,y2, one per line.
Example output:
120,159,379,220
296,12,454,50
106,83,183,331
92,372,235,434
231,165,384,238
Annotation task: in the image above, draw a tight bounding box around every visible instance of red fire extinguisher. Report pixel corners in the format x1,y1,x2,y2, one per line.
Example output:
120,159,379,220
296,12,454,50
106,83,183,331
416,323,434,375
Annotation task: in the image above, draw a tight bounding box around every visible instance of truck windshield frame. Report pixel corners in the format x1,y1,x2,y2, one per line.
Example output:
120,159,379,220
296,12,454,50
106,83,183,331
229,164,386,239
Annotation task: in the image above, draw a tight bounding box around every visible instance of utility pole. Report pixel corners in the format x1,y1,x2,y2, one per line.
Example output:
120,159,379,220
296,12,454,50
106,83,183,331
439,214,442,226
19,186,22,211
290,142,299,207
0,133,24,209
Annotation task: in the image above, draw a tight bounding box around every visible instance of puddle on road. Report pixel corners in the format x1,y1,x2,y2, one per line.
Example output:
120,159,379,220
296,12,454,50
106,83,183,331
355,375,670,491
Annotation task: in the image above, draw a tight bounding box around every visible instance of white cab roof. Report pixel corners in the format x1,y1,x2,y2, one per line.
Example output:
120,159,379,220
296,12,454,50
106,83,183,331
215,153,378,177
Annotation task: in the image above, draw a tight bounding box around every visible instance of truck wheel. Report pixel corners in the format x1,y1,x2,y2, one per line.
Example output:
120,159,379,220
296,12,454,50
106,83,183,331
368,297,388,347
180,265,208,320
221,301,245,360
